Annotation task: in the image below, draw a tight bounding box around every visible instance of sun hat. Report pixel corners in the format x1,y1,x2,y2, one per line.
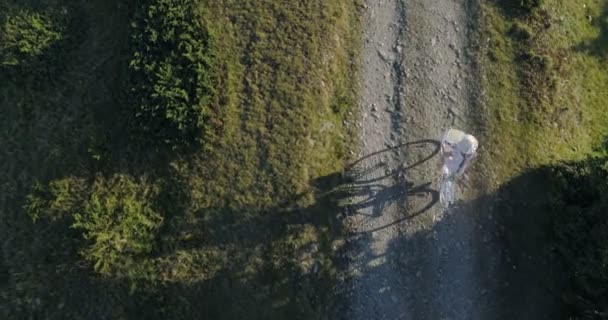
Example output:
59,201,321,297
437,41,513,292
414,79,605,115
456,134,478,155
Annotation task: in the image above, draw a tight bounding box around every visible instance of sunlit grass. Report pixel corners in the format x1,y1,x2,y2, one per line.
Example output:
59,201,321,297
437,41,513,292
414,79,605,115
481,0,608,183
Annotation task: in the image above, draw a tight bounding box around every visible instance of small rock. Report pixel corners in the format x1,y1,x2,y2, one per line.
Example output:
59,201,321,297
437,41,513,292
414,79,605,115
377,49,389,61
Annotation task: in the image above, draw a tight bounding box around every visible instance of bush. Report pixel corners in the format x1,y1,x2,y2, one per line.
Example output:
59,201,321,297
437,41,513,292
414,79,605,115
128,0,216,146
0,8,66,67
72,175,164,276
26,175,164,278
25,177,87,223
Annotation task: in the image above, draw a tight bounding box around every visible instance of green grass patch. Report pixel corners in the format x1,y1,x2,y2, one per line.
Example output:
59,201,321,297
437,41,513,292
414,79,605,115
481,0,608,182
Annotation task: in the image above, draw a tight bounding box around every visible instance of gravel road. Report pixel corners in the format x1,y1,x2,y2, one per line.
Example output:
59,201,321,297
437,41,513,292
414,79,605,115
341,0,493,319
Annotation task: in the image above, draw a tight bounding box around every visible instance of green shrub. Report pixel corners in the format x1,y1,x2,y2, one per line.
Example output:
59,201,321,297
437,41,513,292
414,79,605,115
25,177,87,223
128,0,216,146
72,175,164,276
26,175,164,278
0,8,66,67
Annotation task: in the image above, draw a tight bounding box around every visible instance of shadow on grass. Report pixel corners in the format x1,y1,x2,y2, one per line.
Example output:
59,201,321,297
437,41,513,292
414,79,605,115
489,0,540,19
163,140,441,255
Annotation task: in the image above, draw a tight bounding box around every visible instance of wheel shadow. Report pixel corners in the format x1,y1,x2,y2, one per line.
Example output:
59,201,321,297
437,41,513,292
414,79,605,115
340,139,441,234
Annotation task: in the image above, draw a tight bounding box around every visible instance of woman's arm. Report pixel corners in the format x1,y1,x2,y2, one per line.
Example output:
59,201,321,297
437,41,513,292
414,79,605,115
456,152,477,176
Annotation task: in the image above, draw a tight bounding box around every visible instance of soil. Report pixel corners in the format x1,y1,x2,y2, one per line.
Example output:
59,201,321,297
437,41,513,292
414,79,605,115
339,0,501,319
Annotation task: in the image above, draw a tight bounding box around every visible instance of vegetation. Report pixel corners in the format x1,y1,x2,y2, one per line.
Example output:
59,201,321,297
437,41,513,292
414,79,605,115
481,0,608,317
481,0,608,180
549,151,608,317
128,0,217,146
0,0,361,318
0,8,65,67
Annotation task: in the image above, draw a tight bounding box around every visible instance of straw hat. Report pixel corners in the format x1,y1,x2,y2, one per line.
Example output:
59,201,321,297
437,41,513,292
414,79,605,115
456,134,478,155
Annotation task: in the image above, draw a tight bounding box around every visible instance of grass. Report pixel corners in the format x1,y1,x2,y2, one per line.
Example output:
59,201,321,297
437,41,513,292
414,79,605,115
479,1,608,317
0,0,362,318
481,0,608,182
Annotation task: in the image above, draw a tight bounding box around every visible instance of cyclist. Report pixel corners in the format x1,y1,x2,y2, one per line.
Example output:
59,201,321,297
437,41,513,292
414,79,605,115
440,128,478,178
439,129,478,207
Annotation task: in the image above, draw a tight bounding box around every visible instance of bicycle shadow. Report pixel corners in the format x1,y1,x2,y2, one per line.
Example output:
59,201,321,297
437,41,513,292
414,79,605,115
340,139,441,234
346,139,441,184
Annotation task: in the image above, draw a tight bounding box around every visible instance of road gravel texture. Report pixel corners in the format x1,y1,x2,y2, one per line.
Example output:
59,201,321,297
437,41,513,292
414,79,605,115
340,0,499,319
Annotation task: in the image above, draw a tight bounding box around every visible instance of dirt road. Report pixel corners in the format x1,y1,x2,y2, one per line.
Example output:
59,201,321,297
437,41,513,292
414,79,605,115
342,0,492,319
